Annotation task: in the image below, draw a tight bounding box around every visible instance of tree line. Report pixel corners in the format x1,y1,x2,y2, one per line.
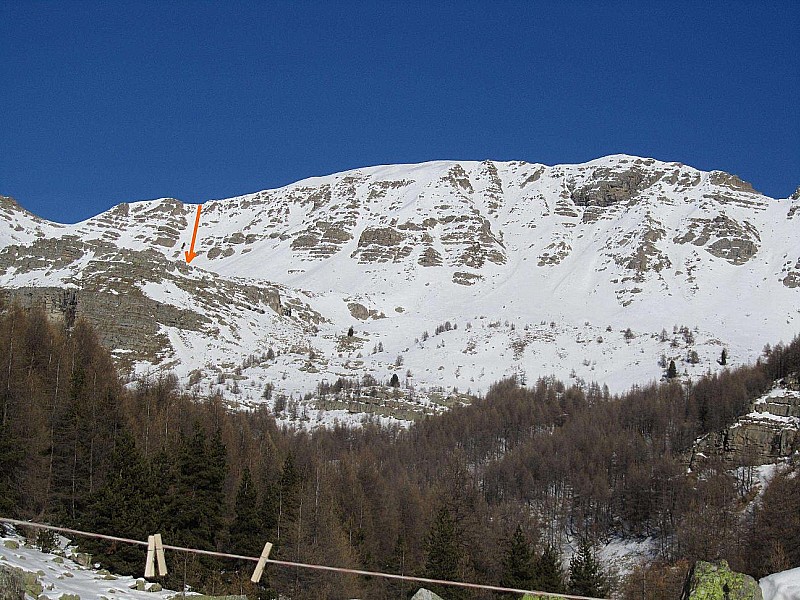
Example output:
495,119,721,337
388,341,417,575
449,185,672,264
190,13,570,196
1,301,798,599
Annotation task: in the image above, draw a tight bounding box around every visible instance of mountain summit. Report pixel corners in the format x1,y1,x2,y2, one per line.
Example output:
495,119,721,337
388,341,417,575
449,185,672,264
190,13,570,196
2,155,799,420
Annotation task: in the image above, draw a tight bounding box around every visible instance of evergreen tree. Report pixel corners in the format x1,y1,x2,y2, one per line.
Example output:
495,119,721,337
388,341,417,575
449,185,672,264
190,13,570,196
0,423,24,515
502,525,535,594
166,423,227,551
82,430,151,575
720,348,728,365
533,543,566,593
568,538,608,598
666,360,678,379
425,505,460,599
230,467,262,556
389,373,400,388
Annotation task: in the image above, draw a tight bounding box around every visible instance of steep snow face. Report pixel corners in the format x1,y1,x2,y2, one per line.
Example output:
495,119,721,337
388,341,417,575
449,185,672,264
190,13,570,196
1,156,799,420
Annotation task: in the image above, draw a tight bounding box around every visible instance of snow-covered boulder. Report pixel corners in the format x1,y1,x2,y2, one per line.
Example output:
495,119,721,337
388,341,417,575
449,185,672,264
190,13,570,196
760,566,800,600
411,589,445,600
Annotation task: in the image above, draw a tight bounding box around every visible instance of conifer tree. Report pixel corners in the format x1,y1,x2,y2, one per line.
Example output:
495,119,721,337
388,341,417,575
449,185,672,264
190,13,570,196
425,505,460,599
666,360,678,379
167,423,227,551
0,423,23,515
533,543,566,593
502,525,535,593
82,429,151,574
230,467,262,556
568,538,608,598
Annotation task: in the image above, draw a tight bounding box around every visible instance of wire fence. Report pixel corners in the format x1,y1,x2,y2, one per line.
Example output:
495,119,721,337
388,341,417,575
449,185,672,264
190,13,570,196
0,517,608,600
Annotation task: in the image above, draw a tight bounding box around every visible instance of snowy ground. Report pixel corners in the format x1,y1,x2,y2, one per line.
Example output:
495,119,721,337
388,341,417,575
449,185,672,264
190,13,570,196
1,528,177,600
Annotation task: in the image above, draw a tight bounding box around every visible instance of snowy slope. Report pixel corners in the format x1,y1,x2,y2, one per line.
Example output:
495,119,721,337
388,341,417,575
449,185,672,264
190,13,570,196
1,530,177,600
1,155,799,421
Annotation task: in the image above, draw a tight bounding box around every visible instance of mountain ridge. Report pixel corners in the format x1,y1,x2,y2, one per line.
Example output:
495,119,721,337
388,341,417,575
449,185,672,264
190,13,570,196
2,154,799,423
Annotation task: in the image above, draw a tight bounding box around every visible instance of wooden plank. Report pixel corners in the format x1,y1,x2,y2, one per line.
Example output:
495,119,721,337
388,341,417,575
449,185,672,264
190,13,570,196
154,533,168,576
144,535,155,578
250,541,273,583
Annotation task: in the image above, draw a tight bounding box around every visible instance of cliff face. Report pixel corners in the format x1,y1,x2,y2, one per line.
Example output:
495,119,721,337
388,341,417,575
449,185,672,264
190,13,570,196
691,376,800,467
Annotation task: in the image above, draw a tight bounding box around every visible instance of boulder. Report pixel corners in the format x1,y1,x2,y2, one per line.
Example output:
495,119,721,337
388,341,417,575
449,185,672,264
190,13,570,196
759,566,800,600
0,564,25,600
682,560,762,599
410,590,445,600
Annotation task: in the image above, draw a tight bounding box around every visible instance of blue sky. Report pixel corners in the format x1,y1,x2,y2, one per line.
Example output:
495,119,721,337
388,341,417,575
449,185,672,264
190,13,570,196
2,1,798,223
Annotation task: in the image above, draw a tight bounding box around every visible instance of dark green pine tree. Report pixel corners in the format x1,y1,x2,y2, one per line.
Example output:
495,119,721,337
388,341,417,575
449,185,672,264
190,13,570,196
167,423,228,551
274,453,301,546
82,429,151,575
230,467,263,556
533,543,566,594
502,525,535,594
568,538,608,598
0,422,24,516
666,359,678,379
425,505,460,600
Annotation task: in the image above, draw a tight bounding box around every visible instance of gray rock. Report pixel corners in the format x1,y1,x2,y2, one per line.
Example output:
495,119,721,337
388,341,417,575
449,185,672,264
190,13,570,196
0,564,25,600
411,589,446,600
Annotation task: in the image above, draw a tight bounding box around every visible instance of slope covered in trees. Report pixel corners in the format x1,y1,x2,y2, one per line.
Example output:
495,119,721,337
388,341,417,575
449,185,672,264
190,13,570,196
1,302,798,599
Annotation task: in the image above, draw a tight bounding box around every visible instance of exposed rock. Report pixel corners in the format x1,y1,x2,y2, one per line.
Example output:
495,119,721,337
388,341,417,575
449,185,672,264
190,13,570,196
452,271,483,286
347,302,385,321
0,564,25,600
691,385,800,467
681,560,762,600
673,215,760,265
411,589,445,600
709,171,758,194
418,246,443,267
352,226,412,263
538,241,571,266
441,164,474,194
571,166,661,207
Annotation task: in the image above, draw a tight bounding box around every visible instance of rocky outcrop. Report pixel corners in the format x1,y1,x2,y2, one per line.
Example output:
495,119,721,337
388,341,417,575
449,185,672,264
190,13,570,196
351,226,413,263
2,286,205,370
452,271,482,286
681,560,762,600
673,215,760,265
690,382,800,467
0,564,25,600
347,302,385,321
571,166,661,208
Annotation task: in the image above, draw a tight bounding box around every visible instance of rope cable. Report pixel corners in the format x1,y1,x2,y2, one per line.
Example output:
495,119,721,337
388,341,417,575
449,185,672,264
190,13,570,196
0,517,607,600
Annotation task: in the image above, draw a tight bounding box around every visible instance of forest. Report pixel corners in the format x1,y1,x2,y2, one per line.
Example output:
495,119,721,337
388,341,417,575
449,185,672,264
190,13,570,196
1,302,799,599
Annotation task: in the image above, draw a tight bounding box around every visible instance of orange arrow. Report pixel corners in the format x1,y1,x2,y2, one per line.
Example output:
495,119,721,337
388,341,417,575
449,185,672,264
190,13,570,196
185,204,202,264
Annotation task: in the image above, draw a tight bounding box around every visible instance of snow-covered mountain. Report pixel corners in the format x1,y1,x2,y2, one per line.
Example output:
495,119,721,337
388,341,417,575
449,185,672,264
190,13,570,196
2,155,799,419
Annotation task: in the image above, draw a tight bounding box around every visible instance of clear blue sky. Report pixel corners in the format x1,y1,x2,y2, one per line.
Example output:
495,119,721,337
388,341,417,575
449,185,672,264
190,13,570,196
2,1,798,223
